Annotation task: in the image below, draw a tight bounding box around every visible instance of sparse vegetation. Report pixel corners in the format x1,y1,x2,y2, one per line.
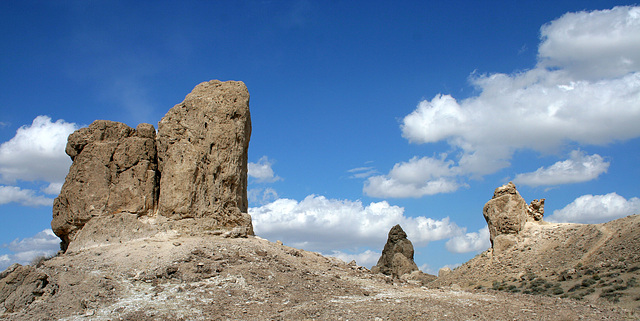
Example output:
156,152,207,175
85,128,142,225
30,253,57,268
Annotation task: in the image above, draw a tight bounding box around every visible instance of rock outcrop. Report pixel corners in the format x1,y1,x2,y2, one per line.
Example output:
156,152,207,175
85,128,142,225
0,264,55,313
51,80,253,251
527,198,545,221
157,80,253,234
483,182,528,248
52,121,159,250
482,182,546,250
372,224,419,277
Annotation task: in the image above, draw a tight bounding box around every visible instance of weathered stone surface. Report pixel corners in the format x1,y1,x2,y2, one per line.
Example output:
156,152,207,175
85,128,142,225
483,182,529,248
157,80,253,235
372,224,419,277
527,198,545,221
65,213,169,252
400,270,437,285
52,121,159,249
51,80,254,251
0,264,55,313
438,267,452,278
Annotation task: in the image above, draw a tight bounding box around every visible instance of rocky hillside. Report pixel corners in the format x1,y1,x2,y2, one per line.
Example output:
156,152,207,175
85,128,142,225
433,184,640,311
0,233,634,320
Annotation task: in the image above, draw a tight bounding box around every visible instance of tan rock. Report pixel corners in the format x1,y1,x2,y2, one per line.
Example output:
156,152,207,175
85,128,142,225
0,264,55,313
157,80,253,235
438,266,452,278
482,182,528,248
52,121,159,250
373,224,419,278
51,80,255,251
527,198,545,221
400,270,437,285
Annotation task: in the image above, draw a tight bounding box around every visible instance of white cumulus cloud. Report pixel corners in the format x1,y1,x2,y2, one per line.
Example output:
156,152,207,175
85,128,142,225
0,229,60,271
0,116,78,184
513,150,609,187
364,156,463,198
250,194,463,253
384,6,640,195
0,185,53,207
248,156,281,183
547,193,640,224
445,227,490,253
538,6,640,80
328,250,380,268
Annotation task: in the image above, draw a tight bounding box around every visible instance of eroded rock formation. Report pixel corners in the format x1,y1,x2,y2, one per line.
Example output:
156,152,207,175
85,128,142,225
52,121,159,249
157,80,252,233
527,198,545,221
483,182,545,251
372,224,419,277
51,80,253,251
0,264,55,313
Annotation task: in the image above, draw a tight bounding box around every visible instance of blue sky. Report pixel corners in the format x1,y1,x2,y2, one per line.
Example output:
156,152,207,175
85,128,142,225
1,1,640,272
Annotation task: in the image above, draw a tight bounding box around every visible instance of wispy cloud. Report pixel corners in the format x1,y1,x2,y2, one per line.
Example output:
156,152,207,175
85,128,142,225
248,156,282,183
0,186,53,207
347,166,378,179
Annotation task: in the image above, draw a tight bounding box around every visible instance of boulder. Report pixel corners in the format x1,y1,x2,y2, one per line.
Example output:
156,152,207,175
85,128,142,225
438,267,452,278
483,182,529,247
372,224,419,278
400,270,437,285
157,80,253,235
52,121,159,250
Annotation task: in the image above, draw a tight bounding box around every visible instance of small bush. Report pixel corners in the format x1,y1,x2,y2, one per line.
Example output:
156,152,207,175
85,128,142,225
531,279,547,288
581,278,596,287
30,255,50,268
568,284,581,292
570,294,584,300
613,284,628,291
600,291,623,303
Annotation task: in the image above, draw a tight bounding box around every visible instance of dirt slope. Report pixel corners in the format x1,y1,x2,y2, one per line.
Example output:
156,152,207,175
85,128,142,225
433,214,640,311
1,231,636,320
